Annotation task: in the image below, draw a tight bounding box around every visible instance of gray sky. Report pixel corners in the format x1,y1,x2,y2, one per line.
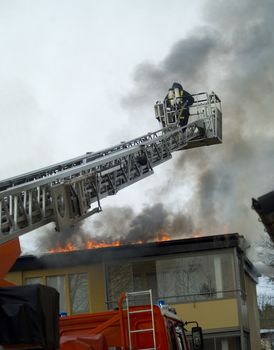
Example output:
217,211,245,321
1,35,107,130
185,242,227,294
1,0,274,267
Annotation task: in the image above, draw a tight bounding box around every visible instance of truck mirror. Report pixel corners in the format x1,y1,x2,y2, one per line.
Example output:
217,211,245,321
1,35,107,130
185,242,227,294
192,326,203,350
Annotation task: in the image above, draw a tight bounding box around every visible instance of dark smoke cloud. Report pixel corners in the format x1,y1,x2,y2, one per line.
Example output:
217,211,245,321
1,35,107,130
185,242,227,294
37,204,194,252
124,203,193,242
122,28,223,109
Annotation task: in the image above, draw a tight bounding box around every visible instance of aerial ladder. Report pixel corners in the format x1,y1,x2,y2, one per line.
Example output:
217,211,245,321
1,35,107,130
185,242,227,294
0,87,222,246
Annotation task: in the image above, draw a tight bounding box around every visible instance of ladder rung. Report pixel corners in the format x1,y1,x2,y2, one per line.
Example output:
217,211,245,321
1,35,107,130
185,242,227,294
128,309,152,314
130,328,154,334
127,290,151,296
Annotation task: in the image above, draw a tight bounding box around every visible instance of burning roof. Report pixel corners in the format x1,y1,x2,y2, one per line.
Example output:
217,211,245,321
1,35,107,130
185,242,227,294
12,233,244,272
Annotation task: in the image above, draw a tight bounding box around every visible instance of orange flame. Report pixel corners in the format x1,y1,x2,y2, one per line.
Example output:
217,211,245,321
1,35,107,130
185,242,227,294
48,240,121,253
85,240,121,249
48,232,172,253
48,242,76,253
156,232,171,241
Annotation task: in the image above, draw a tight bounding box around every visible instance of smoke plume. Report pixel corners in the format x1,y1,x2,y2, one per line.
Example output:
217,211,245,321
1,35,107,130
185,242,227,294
37,204,194,252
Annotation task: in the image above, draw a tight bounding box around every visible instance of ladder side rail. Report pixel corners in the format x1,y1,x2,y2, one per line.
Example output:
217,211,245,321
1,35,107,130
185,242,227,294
126,294,133,350
0,129,164,192
149,290,157,350
0,146,143,198
0,154,88,191
0,146,138,193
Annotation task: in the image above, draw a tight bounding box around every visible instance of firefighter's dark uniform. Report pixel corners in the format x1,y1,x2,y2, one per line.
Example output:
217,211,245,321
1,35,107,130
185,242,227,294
171,82,194,127
162,82,194,128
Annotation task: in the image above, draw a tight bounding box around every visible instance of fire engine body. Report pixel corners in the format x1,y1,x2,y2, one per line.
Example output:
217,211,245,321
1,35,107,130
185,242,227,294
59,291,191,350
0,84,222,349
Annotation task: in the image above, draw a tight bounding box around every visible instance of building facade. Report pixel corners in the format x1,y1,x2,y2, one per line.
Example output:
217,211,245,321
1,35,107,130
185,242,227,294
6,233,261,350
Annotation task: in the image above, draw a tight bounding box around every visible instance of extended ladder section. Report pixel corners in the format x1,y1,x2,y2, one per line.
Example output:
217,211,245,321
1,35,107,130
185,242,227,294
126,290,156,350
0,91,222,244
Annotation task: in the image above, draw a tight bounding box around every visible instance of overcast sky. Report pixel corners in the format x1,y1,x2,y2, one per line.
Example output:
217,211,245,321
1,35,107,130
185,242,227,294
1,0,274,269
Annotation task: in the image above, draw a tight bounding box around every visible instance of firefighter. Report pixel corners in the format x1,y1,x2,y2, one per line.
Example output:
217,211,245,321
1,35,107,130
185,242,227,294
171,82,195,127
165,83,194,127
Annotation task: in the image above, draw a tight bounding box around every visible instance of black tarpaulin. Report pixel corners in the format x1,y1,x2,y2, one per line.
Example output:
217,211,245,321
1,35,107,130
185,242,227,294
0,284,59,349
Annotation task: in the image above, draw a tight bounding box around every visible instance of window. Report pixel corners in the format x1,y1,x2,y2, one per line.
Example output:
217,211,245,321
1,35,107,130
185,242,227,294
24,271,90,315
46,275,66,313
189,335,241,350
107,261,158,307
156,252,235,303
220,253,236,298
106,251,236,307
201,338,215,349
215,336,241,350
107,263,134,308
132,261,158,300
69,273,89,314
